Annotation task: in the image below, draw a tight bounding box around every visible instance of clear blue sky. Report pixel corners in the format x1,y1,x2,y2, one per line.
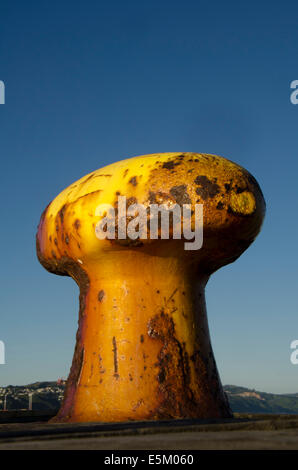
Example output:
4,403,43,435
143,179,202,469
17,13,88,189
0,0,297,393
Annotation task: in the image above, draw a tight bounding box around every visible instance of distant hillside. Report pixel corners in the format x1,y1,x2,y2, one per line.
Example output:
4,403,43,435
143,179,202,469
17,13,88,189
1,382,298,414
225,385,298,414
0,382,64,411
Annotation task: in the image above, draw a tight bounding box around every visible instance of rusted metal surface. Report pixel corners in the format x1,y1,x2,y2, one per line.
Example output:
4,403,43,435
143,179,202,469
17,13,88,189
36,152,265,423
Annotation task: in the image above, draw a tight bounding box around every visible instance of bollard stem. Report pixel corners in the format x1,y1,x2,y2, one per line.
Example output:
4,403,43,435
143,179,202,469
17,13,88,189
53,251,231,422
